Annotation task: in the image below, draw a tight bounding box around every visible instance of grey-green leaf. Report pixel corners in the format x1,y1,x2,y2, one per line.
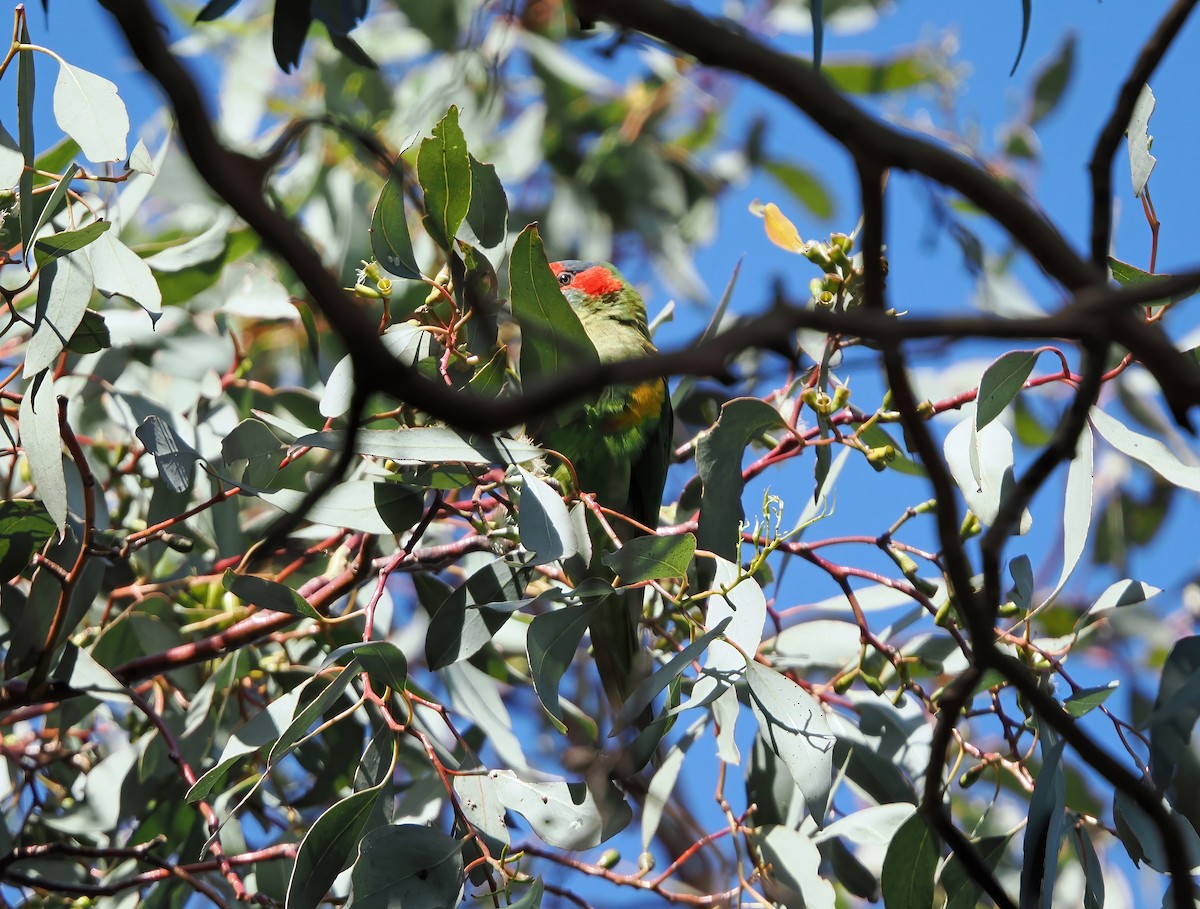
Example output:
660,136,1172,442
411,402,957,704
1127,84,1156,198
346,824,463,909
261,482,423,536
455,769,631,849
527,602,598,732
88,230,162,315
296,427,543,466
517,467,576,565
19,372,67,530
745,661,834,824
135,415,200,493
53,62,129,162
24,251,94,376
287,786,383,909
696,398,786,560
1021,739,1066,909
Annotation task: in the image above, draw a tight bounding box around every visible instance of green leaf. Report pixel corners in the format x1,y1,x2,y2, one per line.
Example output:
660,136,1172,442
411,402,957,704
1072,827,1104,909
509,223,598,387
1150,637,1200,791
424,559,519,669
696,398,786,560
1029,35,1075,126
327,641,408,693
24,251,94,376
18,372,67,531
1021,740,1067,908
940,834,1012,909
0,499,56,580
881,811,940,909
34,220,111,265
346,825,463,909
223,570,323,621
370,164,421,279
527,602,599,732
17,19,35,258
28,163,80,258
823,54,936,95
1107,256,1169,288
976,350,1039,430
763,159,834,220
268,665,359,765
418,105,471,250
465,154,508,248
52,62,129,162
1062,682,1119,718
287,786,383,909
745,661,834,824
260,481,423,536
517,466,577,565
1012,0,1033,75
1113,789,1200,873
220,418,283,489
187,687,305,802
602,532,696,583
506,878,544,909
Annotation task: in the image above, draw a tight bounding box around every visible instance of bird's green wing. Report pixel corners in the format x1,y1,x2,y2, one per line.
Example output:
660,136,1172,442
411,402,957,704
625,379,673,531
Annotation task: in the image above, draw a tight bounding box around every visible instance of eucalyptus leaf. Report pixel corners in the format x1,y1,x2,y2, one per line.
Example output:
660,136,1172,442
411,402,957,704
418,105,471,250
52,61,129,162
19,372,67,530
346,825,464,909
746,661,835,824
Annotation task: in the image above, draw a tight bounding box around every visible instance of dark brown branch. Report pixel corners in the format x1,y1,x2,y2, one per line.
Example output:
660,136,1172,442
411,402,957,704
1089,0,1200,265
856,162,1016,909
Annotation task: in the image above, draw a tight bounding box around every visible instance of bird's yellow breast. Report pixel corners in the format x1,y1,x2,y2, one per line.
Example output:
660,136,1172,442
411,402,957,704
603,380,665,433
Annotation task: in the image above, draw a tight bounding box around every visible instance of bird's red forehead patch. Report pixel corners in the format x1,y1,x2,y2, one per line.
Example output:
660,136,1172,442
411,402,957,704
550,262,623,297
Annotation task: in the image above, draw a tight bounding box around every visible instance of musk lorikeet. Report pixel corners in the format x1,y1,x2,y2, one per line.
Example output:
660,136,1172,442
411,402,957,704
534,259,673,731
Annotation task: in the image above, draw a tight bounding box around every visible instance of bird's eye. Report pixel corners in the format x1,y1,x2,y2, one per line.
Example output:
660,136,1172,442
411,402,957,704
558,271,573,286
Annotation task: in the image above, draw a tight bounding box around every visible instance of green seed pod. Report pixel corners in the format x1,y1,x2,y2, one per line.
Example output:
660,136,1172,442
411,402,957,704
598,848,621,869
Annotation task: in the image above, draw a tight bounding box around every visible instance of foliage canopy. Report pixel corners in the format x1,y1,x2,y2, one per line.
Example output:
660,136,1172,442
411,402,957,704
3,2,1200,908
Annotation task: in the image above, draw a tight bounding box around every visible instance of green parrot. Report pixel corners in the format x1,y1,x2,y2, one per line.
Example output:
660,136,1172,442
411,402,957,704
535,259,673,731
